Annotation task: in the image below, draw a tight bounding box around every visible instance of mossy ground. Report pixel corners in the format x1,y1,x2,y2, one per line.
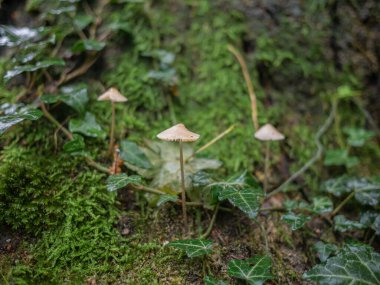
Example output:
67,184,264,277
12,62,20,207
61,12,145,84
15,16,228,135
1,0,379,284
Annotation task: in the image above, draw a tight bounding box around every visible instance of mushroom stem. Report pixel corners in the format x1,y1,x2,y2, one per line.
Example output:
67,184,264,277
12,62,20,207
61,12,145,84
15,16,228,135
109,101,115,155
179,141,188,230
264,141,270,193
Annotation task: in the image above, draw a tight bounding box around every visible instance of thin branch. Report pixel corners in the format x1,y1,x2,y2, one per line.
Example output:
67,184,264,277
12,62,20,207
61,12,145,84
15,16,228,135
228,44,259,130
201,203,220,239
331,191,355,216
267,100,338,197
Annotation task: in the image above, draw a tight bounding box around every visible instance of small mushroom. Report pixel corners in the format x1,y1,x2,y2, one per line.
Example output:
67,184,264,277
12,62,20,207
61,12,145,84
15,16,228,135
157,123,200,230
98,88,127,155
254,123,285,192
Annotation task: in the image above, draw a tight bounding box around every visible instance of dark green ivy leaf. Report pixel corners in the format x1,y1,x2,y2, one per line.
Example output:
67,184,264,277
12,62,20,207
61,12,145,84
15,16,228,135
312,197,333,214
304,245,380,285
313,241,338,262
120,140,152,169
334,215,365,232
167,239,213,258
69,112,105,138
343,127,375,147
71,39,106,52
0,108,42,135
324,149,359,168
282,212,311,231
227,255,273,285
63,134,85,155
59,83,88,114
156,194,178,207
360,212,380,235
106,174,143,192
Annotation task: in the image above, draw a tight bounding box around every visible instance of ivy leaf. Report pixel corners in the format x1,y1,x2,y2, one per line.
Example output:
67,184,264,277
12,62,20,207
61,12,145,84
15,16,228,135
282,212,311,231
4,58,65,81
207,171,263,218
334,215,365,232
63,134,86,155
167,239,213,258
59,83,88,114
120,140,152,169
72,39,106,52
343,127,375,147
324,149,359,168
227,256,272,285
304,245,380,285
106,174,143,192
73,14,93,30
204,276,228,285
314,241,338,262
69,112,105,138
0,25,40,47
324,177,380,206
360,212,380,235
312,197,333,214
156,194,178,207
0,108,42,135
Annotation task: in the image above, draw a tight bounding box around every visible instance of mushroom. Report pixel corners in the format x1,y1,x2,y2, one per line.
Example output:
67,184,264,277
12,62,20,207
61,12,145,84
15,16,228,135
98,88,127,154
254,123,285,192
157,123,200,230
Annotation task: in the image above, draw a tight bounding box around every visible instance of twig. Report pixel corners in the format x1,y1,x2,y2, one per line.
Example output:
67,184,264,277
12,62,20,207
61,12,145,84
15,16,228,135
331,191,355,216
267,100,338,197
201,203,220,239
133,185,166,195
57,55,99,86
41,102,73,139
186,125,235,162
227,44,259,130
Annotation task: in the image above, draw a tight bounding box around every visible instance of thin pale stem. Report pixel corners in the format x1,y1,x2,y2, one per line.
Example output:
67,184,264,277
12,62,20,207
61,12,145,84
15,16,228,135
201,202,220,239
179,141,188,231
109,101,115,155
331,191,355,216
41,103,73,140
264,142,270,193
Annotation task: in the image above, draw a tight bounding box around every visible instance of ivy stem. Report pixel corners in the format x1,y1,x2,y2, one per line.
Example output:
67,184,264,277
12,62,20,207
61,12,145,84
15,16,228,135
109,101,115,155
133,185,166,195
41,102,73,140
179,141,188,231
264,141,270,193
201,202,220,239
331,191,355,216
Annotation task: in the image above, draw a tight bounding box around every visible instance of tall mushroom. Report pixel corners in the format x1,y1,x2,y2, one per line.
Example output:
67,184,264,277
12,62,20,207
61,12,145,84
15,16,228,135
254,123,285,193
157,123,200,230
98,88,127,154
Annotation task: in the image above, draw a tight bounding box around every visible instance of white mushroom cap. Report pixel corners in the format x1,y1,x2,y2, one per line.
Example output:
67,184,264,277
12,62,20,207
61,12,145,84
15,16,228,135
157,123,200,142
98,87,127,102
254,123,285,141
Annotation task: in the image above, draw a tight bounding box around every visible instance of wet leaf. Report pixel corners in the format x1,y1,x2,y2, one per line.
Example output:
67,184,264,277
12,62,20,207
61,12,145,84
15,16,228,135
156,194,178,207
312,197,333,214
167,239,213,258
106,174,143,192
313,241,338,262
69,112,105,138
72,39,106,52
59,83,88,114
207,171,263,218
0,108,42,135
0,25,39,47
334,215,365,232
120,140,152,169
227,256,272,285
63,134,85,155
343,127,375,147
4,58,65,81
360,212,380,235
204,276,228,285
304,245,380,285
282,212,311,231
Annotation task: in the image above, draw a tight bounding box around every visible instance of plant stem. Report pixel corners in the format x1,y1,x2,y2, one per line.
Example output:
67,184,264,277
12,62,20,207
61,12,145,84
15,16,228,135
85,157,110,173
267,100,338,197
187,125,235,161
264,141,270,193
109,101,115,155
134,185,166,195
331,191,355,216
201,202,220,239
179,141,188,231
227,44,259,131
41,103,73,139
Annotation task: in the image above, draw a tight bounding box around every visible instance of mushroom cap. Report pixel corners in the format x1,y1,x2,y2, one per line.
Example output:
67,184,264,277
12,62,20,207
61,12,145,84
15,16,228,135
254,123,285,141
98,87,127,102
157,123,200,142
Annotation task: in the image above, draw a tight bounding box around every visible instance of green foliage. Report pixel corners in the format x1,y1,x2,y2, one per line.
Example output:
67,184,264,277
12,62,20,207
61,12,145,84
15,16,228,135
206,171,264,218
0,106,42,135
120,139,152,169
304,245,380,285
69,112,105,138
334,215,366,233
167,239,214,258
324,149,359,168
156,194,179,207
282,212,311,231
106,174,143,192
204,276,228,285
313,241,338,262
227,256,272,285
